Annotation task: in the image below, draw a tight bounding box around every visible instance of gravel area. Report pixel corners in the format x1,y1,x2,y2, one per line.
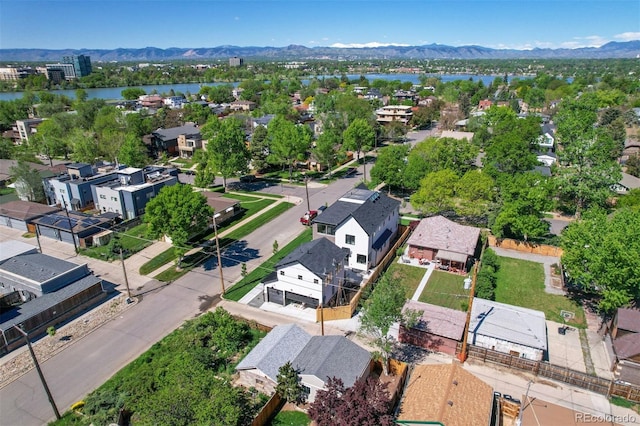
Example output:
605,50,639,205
0,295,136,389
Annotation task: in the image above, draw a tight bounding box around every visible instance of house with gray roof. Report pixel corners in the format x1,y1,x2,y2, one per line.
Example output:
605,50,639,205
263,237,350,308
313,187,400,272
150,123,201,157
236,324,312,395
469,298,547,361
236,324,371,402
0,241,105,354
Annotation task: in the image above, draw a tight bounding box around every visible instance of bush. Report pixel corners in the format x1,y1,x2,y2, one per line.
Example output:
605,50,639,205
482,248,499,271
47,326,56,337
475,266,497,300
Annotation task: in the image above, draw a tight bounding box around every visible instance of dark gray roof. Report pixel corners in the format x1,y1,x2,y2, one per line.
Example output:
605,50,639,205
0,274,103,331
0,253,78,283
275,238,349,276
236,324,311,382
314,189,400,235
293,335,371,387
152,124,200,141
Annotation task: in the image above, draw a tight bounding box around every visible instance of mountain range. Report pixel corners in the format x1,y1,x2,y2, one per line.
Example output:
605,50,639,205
1,41,639,62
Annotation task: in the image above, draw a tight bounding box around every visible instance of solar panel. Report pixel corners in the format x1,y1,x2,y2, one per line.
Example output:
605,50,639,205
38,216,58,226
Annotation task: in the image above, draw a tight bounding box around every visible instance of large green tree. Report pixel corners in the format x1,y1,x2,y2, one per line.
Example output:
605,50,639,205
369,144,409,192
10,161,46,202
276,362,305,404
410,169,459,215
118,133,149,167
201,117,250,187
267,115,312,181
343,118,375,182
560,208,640,313
145,184,213,264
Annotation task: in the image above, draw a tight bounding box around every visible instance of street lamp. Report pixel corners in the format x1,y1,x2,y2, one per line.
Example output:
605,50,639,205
13,325,61,420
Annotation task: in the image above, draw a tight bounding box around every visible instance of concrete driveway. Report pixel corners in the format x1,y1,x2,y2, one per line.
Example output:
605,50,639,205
546,320,586,372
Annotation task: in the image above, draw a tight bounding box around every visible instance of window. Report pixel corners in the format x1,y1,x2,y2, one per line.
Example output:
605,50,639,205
357,254,367,265
99,194,106,199
345,234,355,245
298,275,303,280
111,196,118,202
280,271,284,276
313,279,319,284
317,223,336,236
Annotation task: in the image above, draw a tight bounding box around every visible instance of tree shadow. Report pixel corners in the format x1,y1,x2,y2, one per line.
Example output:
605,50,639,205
201,239,261,271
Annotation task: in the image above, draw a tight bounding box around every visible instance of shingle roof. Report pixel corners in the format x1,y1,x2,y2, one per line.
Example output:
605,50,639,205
292,335,370,388
0,200,61,221
397,363,493,425
614,333,640,359
0,253,79,283
617,308,640,333
0,240,37,264
275,238,349,277
469,298,547,351
152,124,200,141
235,324,311,382
402,300,467,341
314,189,400,236
407,216,480,256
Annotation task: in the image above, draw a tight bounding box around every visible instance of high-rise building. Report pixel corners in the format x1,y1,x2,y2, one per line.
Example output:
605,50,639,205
229,56,244,67
62,55,92,77
45,63,76,81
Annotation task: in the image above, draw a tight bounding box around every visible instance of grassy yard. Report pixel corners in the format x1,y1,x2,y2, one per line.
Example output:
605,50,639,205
81,223,151,261
269,410,311,426
419,270,469,311
139,247,176,275
224,228,312,301
494,256,586,327
384,262,427,298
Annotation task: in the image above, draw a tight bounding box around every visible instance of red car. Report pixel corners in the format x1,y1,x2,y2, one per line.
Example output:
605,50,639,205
300,210,318,225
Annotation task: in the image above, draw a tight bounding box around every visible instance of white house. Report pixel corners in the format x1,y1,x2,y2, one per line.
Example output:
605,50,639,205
468,298,547,361
313,188,400,272
263,237,350,308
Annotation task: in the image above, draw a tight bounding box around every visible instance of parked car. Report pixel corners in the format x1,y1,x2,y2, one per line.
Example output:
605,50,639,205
300,210,318,225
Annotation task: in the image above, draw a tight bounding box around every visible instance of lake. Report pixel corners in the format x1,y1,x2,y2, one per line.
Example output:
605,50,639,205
0,73,523,101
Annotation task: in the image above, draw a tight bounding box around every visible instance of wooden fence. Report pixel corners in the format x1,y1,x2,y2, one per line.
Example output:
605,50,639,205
465,344,640,403
316,226,411,322
251,392,283,426
487,235,563,257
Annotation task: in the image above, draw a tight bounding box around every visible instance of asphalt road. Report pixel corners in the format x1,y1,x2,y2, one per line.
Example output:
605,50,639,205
0,160,371,426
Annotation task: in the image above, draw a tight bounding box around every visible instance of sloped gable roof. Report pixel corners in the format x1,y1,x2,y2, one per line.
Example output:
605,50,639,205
0,200,61,221
614,333,640,360
617,308,640,333
152,124,200,141
275,238,349,276
403,300,467,341
235,324,311,382
397,363,493,425
407,216,480,256
293,335,370,388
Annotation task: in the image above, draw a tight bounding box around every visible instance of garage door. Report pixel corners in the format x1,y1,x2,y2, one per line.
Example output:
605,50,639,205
10,219,28,231
267,287,284,305
285,291,318,308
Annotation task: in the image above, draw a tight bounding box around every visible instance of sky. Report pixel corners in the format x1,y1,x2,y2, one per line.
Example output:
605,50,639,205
1,0,639,51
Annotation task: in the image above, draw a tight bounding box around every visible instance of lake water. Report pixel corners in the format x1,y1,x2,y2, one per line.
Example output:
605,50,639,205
0,73,521,101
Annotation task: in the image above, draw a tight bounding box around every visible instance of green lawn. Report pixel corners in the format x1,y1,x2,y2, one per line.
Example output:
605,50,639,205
139,247,176,275
269,410,311,426
81,223,151,261
419,270,469,311
224,228,312,301
494,256,586,327
385,262,427,298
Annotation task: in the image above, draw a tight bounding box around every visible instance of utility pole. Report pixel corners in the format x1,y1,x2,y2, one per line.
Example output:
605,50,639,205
14,325,61,420
304,174,311,213
62,200,79,254
459,262,479,363
119,248,132,301
516,380,533,426
35,227,43,253
213,214,225,295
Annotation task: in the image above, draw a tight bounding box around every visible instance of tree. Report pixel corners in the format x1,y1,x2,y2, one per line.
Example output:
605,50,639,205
0,137,14,159
410,169,459,215
121,87,146,100
359,276,409,375
267,115,311,181
313,128,341,178
308,377,394,426
343,118,375,182
145,184,213,265
625,153,640,178
276,362,305,404
10,161,46,202
118,133,149,167
560,208,640,313
201,117,250,187
455,169,496,218
249,125,269,173
369,144,408,192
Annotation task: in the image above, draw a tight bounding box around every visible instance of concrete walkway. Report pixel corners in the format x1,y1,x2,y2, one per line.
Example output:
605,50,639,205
411,263,436,301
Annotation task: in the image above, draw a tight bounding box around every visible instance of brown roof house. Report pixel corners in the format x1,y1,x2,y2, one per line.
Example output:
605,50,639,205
611,307,640,386
397,363,494,426
0,200,62,233
399,300,467,356
201,191,241,225
406,216,481,273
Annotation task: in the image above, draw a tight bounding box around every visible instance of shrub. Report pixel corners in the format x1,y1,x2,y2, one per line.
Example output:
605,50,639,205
482,248,499,271
47,326,56,337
